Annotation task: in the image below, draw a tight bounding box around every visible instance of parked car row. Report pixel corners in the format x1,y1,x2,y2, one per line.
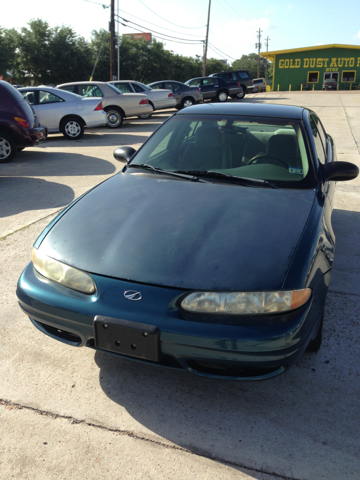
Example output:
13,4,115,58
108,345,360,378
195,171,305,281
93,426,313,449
1,70,254,162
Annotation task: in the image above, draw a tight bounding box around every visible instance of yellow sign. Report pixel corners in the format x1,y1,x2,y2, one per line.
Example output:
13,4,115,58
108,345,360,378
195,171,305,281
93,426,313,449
278,57,359,69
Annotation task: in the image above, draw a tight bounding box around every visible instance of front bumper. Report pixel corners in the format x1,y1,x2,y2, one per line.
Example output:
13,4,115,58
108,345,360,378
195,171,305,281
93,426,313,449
17,263,321,381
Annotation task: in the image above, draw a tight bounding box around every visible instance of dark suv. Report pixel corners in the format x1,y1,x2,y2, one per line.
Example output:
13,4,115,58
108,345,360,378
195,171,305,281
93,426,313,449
0,81,47,163
209,70,253,98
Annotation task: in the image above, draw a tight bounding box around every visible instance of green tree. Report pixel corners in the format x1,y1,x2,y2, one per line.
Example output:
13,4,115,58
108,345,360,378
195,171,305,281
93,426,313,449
232,53,270,79
89,29,111,81
0,27,18,77
14,19,92,85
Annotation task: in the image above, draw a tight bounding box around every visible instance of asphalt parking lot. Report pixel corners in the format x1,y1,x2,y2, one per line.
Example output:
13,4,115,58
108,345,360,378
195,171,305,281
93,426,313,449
1,92,359,480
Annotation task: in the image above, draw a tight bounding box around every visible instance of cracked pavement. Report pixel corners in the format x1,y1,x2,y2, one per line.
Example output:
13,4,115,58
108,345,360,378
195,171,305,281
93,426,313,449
1,96,359,479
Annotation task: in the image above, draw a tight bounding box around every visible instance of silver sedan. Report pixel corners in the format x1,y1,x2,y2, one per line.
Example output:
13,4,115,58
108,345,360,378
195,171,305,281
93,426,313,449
19,87,106,140
57,82,153,128
108,81,177,119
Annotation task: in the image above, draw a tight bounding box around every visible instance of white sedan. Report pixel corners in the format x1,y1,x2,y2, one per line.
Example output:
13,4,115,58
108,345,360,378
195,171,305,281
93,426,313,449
108,81,176,119
19,87,107,140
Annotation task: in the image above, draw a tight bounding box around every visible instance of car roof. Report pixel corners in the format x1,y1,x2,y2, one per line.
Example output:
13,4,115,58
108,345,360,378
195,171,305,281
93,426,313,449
149,80,184,84
57,81,108,86
176,102,306,119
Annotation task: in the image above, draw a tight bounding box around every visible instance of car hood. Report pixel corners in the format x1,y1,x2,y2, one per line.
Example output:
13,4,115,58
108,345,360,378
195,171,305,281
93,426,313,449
39,173,315,291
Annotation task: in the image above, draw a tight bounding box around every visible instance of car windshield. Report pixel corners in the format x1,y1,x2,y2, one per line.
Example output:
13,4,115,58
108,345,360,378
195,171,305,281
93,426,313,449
130,114,315,189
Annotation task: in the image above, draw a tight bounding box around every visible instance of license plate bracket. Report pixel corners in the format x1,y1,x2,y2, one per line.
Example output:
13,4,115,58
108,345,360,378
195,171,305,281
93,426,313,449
94,315,161,362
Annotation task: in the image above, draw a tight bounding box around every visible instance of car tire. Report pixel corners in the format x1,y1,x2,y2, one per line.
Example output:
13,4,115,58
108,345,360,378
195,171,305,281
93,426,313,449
0,131,17,163
217,90,228,102
105,108,124,128
60,117,84,140
138,106,154,120
306,311,324,352
236,90,246,99
181,97,194,109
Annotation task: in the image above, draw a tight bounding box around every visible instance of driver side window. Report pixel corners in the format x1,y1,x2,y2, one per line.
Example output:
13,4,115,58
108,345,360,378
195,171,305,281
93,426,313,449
310,114,326,164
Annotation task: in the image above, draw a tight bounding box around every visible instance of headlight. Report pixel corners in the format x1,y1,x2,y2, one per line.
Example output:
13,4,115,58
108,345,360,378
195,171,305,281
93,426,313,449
181,289,311,315
32,248,96,294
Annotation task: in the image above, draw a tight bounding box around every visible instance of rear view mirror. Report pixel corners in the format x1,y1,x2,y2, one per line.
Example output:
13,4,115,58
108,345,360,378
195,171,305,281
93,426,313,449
113,146,136,164
321,161,359,182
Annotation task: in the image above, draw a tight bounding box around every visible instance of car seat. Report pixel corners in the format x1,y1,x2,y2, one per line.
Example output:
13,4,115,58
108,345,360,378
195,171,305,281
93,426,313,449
180,125,232,170
267,134,302,168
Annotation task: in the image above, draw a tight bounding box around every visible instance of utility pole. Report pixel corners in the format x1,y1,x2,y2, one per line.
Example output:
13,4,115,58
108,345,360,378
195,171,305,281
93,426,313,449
203,0,211,77
117,0,120,80
255,28,262,78
265,36,270,81
110,0,116,80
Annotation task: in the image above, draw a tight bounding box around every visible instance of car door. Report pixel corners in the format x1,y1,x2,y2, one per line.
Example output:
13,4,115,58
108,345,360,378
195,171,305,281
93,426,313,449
200,78,218,99
309,113,335,252
32,90,66,131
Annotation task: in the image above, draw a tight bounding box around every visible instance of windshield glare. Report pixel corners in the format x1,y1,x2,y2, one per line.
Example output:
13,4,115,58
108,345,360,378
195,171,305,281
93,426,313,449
131,114,314,188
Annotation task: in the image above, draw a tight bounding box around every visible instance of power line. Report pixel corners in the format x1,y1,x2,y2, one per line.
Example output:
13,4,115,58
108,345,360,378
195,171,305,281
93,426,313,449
84,0,110,8
137,0,206,29
208,41,236,61
117,21,204,45
220,0,242,19
209,29,239,60
117,16,202,42
117,7,205,38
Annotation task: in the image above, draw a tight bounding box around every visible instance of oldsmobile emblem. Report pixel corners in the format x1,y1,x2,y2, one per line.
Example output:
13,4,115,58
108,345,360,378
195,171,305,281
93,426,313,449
124,290,142,301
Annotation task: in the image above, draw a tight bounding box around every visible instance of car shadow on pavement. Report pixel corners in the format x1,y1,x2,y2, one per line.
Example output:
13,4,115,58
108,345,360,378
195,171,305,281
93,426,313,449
93,207,360,479
42,130,156,149
94,294,359,480
0,176,75,218
0,150,117,178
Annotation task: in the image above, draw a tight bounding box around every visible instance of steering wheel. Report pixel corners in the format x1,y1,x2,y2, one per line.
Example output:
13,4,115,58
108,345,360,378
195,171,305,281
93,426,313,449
247,153,288,168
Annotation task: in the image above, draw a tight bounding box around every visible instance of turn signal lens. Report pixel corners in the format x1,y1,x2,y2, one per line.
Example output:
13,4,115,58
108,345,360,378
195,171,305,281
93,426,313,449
32,248,96,294
181,289,311,315
13,116,30,128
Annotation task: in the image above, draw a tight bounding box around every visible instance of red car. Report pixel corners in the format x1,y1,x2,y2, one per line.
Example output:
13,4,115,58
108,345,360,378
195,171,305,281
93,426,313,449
0,81,47,163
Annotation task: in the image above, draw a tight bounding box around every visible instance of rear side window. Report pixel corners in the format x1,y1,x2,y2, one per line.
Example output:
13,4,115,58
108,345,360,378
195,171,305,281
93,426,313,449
203,78,217,85
237,72,250,79
59,85,76,93
113,83,132,93
39,91,64,104
79,85,103,97
165,82,181,92
132,83,143,93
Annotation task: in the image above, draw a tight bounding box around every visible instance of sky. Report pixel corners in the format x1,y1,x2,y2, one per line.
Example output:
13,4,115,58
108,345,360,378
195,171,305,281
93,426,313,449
2,0,360,64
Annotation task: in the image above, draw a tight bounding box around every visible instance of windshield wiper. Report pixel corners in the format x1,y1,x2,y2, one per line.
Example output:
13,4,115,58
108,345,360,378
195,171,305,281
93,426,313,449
173,170,279,189
126,163,209,183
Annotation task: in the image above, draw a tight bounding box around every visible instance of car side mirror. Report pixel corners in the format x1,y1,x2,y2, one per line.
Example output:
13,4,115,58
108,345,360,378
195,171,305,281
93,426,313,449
113,146,137,164
321,161,359,182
